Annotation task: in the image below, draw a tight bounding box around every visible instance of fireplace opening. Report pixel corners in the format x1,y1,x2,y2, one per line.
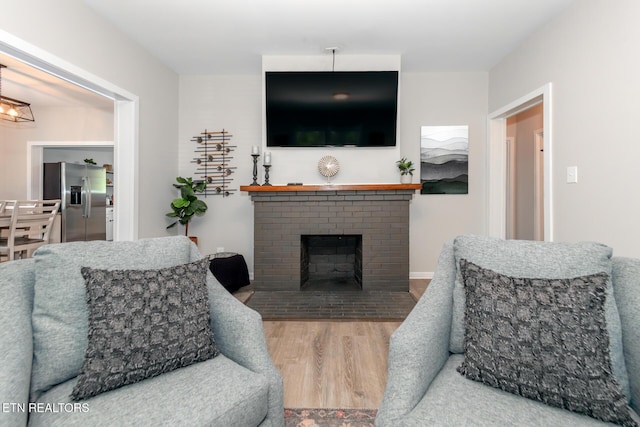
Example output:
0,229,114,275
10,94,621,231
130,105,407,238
300,234,362,291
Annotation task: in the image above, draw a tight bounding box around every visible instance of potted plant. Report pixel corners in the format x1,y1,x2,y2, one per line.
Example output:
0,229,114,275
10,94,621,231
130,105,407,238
166,176,208,244
396,157,415,183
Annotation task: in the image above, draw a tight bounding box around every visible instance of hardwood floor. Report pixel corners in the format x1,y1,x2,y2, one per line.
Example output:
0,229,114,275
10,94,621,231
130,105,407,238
258,279,429,409
263,320,401,409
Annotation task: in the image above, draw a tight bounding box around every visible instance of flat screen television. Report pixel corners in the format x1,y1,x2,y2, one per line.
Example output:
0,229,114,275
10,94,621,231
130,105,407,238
265,71,398,147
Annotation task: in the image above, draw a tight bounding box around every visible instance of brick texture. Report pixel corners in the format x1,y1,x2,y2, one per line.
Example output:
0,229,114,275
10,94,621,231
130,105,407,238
249,190,415,292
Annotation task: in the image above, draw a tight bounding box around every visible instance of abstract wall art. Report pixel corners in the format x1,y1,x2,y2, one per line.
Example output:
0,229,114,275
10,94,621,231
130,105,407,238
420,125,469,194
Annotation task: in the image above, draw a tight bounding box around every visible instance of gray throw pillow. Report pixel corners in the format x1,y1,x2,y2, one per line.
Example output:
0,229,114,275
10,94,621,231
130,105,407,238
30,236,199,402
457,259,636,427
450,235,630,402
71,257,219,401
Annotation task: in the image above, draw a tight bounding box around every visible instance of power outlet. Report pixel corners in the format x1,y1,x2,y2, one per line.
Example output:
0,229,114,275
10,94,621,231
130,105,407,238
566,166,578,183
216,247,225,253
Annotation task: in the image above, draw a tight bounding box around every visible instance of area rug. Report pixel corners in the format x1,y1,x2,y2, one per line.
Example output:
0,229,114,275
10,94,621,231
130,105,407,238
284,408,377,427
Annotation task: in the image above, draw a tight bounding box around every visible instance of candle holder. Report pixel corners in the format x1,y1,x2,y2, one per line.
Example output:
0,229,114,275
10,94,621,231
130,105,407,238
251,154,260,186
262,165,272,186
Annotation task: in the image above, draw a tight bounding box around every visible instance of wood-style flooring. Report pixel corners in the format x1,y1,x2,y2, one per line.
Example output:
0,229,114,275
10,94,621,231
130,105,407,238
262,279,429,409
263,320,400,409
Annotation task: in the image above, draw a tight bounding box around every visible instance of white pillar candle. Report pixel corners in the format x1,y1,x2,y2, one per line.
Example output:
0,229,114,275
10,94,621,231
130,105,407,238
252,145,259,155
264,151,271,165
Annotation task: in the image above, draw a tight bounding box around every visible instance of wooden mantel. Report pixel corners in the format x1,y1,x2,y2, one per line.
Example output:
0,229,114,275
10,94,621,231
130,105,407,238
240,183,421,192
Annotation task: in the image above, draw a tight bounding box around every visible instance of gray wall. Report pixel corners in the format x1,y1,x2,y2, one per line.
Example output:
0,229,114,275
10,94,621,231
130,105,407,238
490,0,640,257
0,106,113,199
1,0,179,239
8,0,631,272
179,72,489,275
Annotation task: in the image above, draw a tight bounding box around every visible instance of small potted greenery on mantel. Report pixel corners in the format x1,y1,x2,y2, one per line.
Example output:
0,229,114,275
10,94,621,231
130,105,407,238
166,176,208,245
396,157,415,184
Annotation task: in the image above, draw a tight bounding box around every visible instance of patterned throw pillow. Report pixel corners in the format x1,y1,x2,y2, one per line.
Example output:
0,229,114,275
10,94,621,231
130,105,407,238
71,257,219,401
457,259,636,427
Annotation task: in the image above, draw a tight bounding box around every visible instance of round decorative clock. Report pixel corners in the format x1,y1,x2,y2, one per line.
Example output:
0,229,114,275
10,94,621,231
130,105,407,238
318,155,340,183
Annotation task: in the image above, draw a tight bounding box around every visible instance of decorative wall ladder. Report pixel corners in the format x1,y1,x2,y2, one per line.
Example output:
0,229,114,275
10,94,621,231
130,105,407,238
191,129,236,197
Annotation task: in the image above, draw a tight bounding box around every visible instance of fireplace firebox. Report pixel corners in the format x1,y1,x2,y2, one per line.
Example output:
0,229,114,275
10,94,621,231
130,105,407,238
300,235,362,291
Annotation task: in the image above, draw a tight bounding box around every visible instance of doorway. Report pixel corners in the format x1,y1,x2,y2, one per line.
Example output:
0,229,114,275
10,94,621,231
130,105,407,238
505,104,544,241
487,83,553,241
0,31,139,241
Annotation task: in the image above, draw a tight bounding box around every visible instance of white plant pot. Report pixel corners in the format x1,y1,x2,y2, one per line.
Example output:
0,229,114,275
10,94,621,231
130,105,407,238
400,174,413,184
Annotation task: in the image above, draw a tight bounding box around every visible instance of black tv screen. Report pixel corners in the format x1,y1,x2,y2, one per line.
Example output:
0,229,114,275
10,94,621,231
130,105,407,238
265,71,398,147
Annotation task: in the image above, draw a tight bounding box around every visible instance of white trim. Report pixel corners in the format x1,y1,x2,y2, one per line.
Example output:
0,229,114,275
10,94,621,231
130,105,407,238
0,30,129,101
487,83,553,241
113,99,139,241
505,137,516,239
1,29,139,241
487,117,508,238
410,272,434,280
533,129,544,241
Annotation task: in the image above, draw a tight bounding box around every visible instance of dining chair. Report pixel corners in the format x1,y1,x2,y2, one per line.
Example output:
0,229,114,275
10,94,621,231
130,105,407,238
0,200,16,258
0,200,13,216
0,200,61,262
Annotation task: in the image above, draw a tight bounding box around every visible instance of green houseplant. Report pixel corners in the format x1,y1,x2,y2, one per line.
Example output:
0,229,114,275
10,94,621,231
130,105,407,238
396,157,415,183
166,176,208,238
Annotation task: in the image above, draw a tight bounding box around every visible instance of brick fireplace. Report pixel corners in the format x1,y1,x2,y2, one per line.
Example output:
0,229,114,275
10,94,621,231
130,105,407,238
242,184,420,292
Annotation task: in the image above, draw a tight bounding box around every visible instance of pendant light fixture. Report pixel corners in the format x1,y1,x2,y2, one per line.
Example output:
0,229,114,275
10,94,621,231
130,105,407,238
0,64,35,123
326,47,350,101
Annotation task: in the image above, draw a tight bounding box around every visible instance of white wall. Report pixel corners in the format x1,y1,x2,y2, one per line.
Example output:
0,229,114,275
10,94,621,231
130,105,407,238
1,0,179,238
2,2,491,271
489,0,640,257
0,106,113,199
179,74,263,264
402,72,488,275
180,71,489,273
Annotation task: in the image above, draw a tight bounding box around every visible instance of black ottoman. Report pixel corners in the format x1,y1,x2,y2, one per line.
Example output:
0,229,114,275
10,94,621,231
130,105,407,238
209,252,250,293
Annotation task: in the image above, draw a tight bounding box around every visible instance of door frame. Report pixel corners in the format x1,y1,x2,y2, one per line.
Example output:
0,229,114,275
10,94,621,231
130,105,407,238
0,30,139,241
505,137,516,239
487,83,553,241
533,128,544,241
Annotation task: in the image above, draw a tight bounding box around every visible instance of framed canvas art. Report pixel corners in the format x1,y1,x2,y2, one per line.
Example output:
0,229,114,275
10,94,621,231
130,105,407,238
420,125,469,194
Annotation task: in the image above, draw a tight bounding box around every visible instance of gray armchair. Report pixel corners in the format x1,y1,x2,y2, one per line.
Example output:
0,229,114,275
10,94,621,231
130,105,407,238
0,236,284,427
376,236,640,426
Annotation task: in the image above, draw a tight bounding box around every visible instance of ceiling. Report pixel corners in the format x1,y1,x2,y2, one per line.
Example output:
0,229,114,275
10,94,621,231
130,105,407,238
84,0,576,74
1,0,576,110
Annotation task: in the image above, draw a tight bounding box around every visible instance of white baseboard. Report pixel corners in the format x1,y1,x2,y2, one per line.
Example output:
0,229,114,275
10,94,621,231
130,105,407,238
410,272,434,280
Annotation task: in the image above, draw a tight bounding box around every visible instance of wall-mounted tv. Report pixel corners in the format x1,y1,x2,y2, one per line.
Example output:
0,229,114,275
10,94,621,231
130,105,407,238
265,71,398,147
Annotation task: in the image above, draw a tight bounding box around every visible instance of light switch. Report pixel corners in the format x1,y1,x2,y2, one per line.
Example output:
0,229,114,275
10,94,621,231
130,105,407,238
566,166,578,183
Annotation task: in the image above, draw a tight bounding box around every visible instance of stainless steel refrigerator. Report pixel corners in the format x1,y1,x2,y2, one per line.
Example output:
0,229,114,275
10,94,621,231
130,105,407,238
43,162,107,242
